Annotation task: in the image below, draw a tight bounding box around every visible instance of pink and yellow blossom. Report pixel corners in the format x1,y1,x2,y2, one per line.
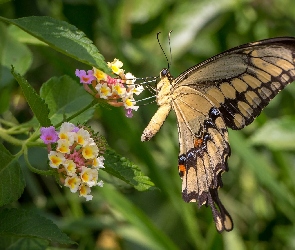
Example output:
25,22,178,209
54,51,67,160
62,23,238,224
40,122,105,201
75,69,95,84
75,58,145,118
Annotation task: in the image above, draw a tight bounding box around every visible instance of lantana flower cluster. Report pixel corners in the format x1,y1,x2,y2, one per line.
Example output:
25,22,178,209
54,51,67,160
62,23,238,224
75,58,144,118
40,122,106,201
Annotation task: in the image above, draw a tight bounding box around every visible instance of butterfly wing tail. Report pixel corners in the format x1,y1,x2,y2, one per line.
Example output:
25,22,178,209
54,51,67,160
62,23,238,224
208,188,233,232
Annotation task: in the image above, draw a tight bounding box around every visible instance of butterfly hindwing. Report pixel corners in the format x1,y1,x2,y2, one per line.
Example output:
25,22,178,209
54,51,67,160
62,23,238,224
172,86,232,232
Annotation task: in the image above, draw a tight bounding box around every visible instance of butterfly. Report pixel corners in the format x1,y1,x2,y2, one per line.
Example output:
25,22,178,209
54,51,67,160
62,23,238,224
141,37,295,232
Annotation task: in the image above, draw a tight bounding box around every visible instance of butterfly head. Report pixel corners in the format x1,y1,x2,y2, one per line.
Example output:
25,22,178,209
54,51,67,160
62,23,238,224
160,68,173,80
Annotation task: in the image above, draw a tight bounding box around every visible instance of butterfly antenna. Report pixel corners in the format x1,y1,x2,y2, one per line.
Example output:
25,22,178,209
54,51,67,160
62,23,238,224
168,30,173,68
136,95,157,106
157,32,170,69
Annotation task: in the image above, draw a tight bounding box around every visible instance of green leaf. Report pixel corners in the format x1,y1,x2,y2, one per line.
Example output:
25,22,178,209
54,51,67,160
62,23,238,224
100,184,178,250
0,143,25,206
103,149,156,191
0,208,75,246
11,68,52,127
0,237,49,250
249,116,295,150
8,25,47,45
0,23,32,87
0,16,109,72
40,75,95,125
230,130,295,210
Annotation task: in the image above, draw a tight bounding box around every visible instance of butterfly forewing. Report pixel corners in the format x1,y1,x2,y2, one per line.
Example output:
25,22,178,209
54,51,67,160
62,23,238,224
142,37,295,233
173,37,295,129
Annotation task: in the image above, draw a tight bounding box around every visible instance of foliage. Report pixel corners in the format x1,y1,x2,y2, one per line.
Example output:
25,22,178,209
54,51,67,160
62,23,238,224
1,0,295,249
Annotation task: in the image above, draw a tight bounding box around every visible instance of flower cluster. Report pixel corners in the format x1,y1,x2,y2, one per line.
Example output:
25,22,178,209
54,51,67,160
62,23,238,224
40,122,106,201
75,59,144,118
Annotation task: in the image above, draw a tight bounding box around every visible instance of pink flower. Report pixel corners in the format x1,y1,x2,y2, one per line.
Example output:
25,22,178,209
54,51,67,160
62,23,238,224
125,108,133,118
71,126,79,133
75,69,95,84
40,126,59,144
106,75,120,85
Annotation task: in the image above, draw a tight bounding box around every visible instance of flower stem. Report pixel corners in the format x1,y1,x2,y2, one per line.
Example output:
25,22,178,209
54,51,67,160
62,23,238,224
23,145,55,176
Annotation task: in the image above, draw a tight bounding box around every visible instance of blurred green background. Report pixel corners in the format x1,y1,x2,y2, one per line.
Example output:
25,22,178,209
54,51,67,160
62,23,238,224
2,0,295,249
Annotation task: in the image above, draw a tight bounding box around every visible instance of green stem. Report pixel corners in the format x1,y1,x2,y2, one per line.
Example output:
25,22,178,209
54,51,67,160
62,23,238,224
23,145,55,176
0,127,24,146
59,99,97,127
0,118,17,128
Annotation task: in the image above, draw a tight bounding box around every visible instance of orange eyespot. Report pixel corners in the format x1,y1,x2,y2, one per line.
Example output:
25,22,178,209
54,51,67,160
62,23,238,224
178,164,186,177
194,138,203,148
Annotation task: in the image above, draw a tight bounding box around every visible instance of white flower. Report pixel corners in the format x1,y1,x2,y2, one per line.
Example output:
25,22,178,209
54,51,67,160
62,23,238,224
82,143,99,160
64,174,81,193
48,151,65,168
107,58,124,75
112,83,126,97
79,184,93,201
92,156,105,169
122,94,139,111
95,83,112,99
81,166,99,187
76,128,91,146
97,180,104,187
130,85,144,95
64,159,77,176
125,72,136,85
58,122,77,145
56,139,71,154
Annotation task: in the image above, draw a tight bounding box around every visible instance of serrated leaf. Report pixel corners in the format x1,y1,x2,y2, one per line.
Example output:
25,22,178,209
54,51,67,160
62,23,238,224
0,208,75,245
5,238,49,250
103,149,156,191
0,16,109,72
40,75,95,125
11,68,52,127
0,143,25,206
249,116,295,150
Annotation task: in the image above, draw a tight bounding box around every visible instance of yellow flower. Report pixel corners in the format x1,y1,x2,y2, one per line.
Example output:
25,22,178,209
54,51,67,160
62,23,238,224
107,58,124,75
82,143,99,159
64,159,76,176
93,67,107,81
95,83,112,99
76,128,91,146
122,94,139,111
79,184,93,201
56,139,71,154
112,83,126,97
48,151,65,168
80,166,99,187
64,174,81,193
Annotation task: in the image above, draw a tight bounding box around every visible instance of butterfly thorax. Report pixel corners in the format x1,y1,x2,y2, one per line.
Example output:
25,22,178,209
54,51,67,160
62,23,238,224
141,69,174,141
156,68,173,105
